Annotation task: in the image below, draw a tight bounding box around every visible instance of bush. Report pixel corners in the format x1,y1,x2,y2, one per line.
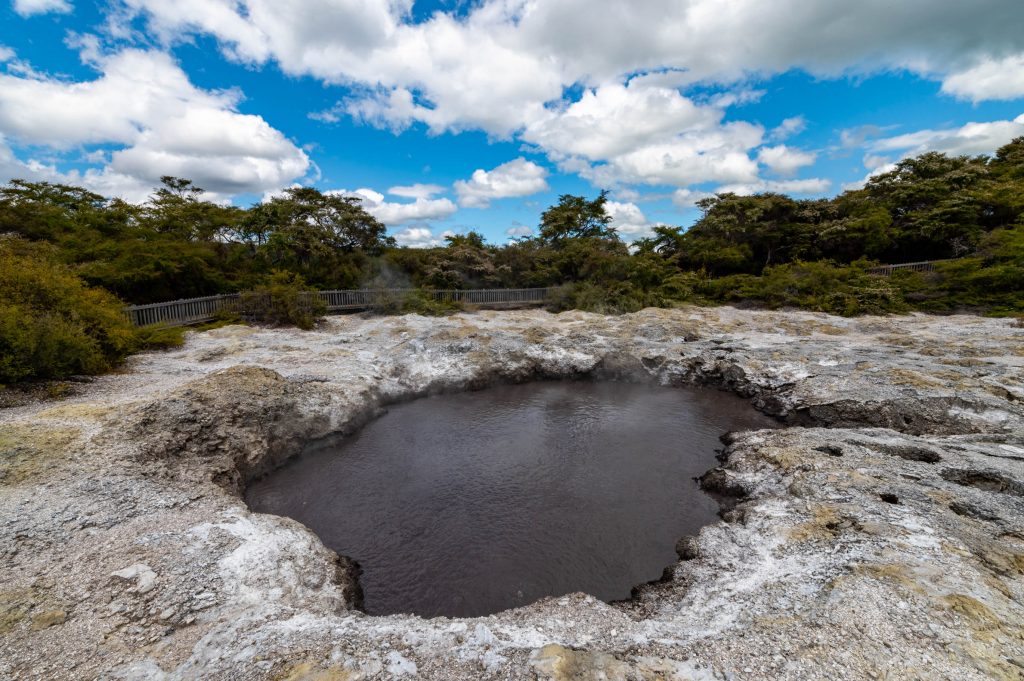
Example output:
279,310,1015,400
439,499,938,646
0,237,162,384
132,323,186,350
545,280,684,315
367,289,463,316
697,261,908,316
236,271,326,329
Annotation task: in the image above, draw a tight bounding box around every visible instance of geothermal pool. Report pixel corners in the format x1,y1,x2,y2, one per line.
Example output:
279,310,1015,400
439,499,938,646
245,381,775,618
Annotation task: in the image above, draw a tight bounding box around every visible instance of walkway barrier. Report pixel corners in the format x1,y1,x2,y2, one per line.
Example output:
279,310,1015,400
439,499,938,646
865,259,955,276
126,288,550,327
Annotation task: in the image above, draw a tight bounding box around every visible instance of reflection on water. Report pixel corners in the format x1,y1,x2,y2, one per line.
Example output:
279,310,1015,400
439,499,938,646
245,381,775,618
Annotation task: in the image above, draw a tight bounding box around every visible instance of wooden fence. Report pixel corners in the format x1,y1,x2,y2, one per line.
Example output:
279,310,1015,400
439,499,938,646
126,288,551,327
865,259,955,276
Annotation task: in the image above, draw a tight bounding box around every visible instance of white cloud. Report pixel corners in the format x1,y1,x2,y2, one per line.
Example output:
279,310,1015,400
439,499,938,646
454,157,549,208
392,226,454,248
605,200,657,237
769,116,806,142
757,145,817,176
867,114,1024,158
18,1,1024,202
717,178,832,196
0,49,309,200
520,80,773,190
839,124,889,149
580,121,764,188
0,46,15,63
13,0,71,17
338,187,456,226
387,183,444,199
117,0,1024,131
706,88,765,108
523,80,722,161
941,54,1024,102
862,154,891,171
506,225,533,237
841,113,1024,190
672,188,714,208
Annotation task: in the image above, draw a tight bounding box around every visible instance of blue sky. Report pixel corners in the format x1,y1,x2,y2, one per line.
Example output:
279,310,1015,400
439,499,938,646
1,0,1023,246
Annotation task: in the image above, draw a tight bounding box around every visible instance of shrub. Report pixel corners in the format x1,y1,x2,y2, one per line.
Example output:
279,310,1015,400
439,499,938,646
236,271,326,329
697,261,908,316
367,289,463,316
132,323,186,350
545,280,682,315
400,290,464,316
0,237,156,384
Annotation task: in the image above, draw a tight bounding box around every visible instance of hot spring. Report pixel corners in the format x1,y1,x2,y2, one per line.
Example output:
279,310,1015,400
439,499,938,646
245,380,775,618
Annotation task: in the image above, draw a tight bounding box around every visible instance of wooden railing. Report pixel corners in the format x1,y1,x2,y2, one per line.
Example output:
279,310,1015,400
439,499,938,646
126,288,551,327
865,259,955,276
127,294,241,327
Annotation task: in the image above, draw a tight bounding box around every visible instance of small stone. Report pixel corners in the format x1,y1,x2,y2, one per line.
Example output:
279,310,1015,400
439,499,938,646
110,564,158,594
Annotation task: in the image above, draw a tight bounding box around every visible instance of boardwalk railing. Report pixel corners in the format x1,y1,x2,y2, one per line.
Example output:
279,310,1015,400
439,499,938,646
128,294,241,327
866,259,955,276
126,288,550,327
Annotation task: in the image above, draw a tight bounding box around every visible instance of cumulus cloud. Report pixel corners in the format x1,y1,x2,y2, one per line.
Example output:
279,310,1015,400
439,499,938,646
769,116,806,142
338,187,456,225
757,145,817,176
841,113,1024,190
117,0,1024,132
717,178,832,196
672,188,714,208
392,226,454,248
605,200,657,238
523,80,722,161
454,158,549,208
941,54,1024,102
0,49,309,200
12,0,71,17
580,121,764,188
506,224,533,238
19,1,1024,201
867,114,1024,158
387,183,444,199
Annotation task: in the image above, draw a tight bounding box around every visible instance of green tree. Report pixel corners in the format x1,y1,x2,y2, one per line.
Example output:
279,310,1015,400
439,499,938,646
538,191,618,243
254,188,395,287
425,231,501,289
144,176,244,242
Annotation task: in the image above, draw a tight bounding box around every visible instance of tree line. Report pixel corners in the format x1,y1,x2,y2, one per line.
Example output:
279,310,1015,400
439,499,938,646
1,138,1022,383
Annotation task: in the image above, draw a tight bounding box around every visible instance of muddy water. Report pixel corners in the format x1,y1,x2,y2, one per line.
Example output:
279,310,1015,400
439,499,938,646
245,381,776,618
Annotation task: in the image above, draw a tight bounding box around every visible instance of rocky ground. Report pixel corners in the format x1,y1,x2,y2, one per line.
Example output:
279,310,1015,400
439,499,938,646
1,306,1022,681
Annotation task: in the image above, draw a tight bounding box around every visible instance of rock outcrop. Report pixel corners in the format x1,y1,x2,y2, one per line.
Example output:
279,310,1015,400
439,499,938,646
1,307,1022,680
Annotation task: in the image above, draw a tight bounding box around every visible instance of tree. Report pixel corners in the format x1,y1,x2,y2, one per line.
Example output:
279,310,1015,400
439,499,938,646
253,188,394,287
538,191,618,243
257,187,394,255
425,231,501,288
144,176,243,242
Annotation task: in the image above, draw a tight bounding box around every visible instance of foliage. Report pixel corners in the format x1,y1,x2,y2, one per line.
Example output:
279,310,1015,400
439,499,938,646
367,289,464,316
0,238,179,384
697,261,908,316
131,323,186,350
237,272,326,330
1,137,1023,384
538,191,618,243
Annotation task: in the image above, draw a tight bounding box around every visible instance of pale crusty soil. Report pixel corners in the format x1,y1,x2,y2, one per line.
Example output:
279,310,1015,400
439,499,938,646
1,306,1022,680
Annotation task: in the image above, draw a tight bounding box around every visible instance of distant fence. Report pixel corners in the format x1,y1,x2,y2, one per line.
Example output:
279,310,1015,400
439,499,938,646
126,288,551,327
865,259,955,276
